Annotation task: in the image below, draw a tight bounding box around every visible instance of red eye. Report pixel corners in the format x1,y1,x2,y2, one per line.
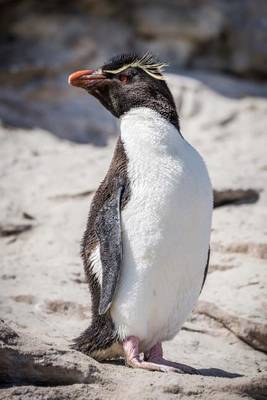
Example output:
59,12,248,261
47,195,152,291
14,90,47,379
119,74,129,84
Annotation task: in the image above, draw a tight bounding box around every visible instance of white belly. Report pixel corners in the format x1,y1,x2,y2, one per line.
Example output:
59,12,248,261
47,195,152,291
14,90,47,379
110,107,213,351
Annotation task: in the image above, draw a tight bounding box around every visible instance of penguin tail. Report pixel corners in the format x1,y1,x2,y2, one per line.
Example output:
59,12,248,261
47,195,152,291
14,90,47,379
71,327,94,355
71,317,122,361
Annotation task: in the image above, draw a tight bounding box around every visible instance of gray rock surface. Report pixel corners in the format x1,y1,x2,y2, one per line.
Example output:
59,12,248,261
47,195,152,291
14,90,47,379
0,71,267,398
0,1,267,147
1,0,267,80
0,321,100,386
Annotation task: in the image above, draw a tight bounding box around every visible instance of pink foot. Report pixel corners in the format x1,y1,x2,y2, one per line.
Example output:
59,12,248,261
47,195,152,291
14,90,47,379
123,336,167,372
123,337,199,374
145,342,199,375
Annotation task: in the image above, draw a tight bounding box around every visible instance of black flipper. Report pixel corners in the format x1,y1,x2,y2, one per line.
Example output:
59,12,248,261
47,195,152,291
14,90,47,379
200,247,210,293
95,177,124,315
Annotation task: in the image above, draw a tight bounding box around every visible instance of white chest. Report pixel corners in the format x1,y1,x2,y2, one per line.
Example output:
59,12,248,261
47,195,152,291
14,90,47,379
110,108,213,350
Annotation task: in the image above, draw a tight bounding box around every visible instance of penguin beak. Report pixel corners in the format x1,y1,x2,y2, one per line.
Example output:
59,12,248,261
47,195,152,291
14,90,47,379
68,69,106,89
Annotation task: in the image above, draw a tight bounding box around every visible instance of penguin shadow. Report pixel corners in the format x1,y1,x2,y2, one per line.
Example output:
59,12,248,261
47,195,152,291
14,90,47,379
197,368,243,378
103,359,242,378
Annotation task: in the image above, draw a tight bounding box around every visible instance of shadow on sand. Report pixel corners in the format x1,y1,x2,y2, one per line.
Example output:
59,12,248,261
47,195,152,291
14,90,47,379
103,359,243,378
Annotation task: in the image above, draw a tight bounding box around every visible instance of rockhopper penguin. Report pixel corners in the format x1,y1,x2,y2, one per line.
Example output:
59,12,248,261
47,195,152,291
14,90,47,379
68,53,213,373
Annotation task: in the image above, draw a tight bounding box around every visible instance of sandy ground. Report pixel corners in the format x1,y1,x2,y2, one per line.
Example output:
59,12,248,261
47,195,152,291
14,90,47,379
0,73,267,399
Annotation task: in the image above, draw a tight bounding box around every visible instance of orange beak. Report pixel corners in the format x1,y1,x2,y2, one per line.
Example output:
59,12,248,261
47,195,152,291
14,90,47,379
68,69,106,89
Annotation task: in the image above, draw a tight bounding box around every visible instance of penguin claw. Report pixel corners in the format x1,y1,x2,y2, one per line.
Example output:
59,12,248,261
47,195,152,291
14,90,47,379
126,359,199,374
146,359,200,375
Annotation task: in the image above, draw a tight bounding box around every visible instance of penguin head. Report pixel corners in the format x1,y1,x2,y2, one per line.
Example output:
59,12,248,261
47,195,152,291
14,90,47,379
68,53,179,127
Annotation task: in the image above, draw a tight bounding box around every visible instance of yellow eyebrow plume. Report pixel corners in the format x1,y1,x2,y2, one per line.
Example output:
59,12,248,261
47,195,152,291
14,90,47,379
103,52,168,81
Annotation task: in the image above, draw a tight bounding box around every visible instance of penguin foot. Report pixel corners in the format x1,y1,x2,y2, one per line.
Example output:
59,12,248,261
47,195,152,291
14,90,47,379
123,336,171,372
123,337,199,374
145,342,199,375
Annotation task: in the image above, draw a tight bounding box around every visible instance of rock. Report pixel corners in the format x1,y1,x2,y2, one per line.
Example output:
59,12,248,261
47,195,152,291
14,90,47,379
0,1,131,145
0,321,100,386
1,370,266,400
137,38,196,68
1,2,267,147
133,2,225,42
213,189,259,208
132,0,267,78
0,222,33,237
2,321,265,399
0,320,19,345
197,301,267,353
199,258,267,352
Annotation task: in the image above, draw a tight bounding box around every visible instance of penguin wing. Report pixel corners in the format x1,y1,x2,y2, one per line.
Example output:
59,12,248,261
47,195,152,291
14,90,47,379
200,247,210,292
95,176,124,315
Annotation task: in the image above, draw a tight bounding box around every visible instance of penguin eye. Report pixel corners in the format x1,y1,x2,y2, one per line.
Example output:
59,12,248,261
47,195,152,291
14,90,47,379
119,74,129,84
118,69,137,84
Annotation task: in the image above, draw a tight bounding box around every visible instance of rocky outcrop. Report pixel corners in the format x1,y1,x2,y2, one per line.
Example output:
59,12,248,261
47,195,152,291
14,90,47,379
197,301,267,354
1,321,267,399
0,321,100,386
1,1,267,146
136,0,267,78
1,0,267,80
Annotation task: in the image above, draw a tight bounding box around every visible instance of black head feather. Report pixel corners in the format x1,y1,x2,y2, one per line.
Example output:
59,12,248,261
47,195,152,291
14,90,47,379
102,53,140,72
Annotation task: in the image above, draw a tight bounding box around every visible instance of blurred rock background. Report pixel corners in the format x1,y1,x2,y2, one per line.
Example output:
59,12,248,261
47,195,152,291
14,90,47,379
1,0,267,144
1,1,267,399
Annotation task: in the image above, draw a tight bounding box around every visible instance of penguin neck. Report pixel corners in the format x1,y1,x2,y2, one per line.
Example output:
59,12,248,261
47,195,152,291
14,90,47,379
120,107,183,150
122,97,180,132
141,97,180,132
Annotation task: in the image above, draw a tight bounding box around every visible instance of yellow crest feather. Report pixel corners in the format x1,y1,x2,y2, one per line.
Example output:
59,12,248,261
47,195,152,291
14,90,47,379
103,52,168,81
